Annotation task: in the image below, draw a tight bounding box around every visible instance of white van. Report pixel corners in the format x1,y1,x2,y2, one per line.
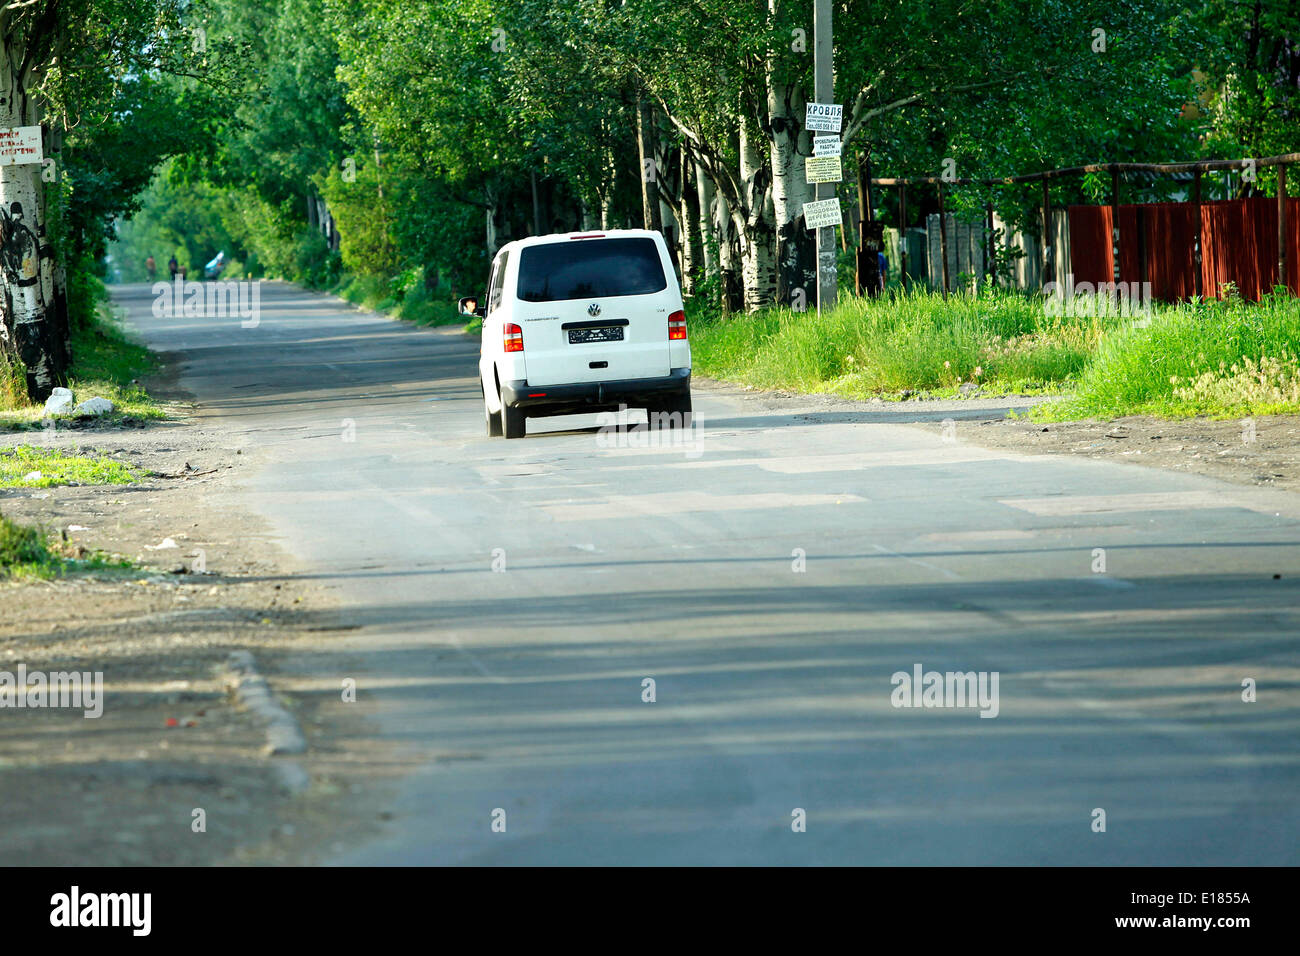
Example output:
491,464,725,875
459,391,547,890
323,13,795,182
462,229,692,439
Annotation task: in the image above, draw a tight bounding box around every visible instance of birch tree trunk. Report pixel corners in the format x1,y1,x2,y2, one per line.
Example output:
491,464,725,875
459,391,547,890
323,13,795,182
658,148,679,276
0,31,63,399
695,162,719,281
484,185,500,256
714,188,741,313
768,77,815,308
600,138,617,229
737,120,776,311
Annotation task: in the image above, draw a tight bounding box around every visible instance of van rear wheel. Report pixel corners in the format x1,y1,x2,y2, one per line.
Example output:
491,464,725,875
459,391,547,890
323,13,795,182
648,391,692,429
502,403,526,439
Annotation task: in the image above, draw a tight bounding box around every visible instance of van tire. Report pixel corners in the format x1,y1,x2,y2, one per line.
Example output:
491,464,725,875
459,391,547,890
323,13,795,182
502,403,526,439
649,391,692,429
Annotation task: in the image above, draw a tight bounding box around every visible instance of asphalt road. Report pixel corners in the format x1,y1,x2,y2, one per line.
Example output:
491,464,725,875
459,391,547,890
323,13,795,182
113,281,1300,865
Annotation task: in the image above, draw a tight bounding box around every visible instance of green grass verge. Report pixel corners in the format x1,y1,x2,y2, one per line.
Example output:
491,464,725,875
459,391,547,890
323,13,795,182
63,306,165,419
689,288,1125,399
0,445,143,488
334,269,467,328
689,288,1300,420
0,510,134,579
1035,293,1300,420
0,277,166,429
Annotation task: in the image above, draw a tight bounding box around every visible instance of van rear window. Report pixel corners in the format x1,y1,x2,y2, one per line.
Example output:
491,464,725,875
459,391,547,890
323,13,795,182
516,238,667,302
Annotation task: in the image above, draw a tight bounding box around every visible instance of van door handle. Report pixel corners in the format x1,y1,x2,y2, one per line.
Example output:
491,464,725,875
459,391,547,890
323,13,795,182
589,361,608,369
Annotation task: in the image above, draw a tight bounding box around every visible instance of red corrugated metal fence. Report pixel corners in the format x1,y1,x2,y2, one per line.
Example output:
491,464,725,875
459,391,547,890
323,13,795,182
1068,197,1300,300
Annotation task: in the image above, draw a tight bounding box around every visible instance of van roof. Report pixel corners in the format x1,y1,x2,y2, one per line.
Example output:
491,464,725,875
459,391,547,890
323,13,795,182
497,229,663,256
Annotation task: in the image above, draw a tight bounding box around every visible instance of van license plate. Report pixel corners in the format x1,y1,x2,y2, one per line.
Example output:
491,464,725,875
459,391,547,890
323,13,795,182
569,326,624,344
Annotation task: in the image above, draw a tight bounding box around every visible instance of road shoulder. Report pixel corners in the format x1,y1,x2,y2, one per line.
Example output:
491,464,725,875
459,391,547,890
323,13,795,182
0,374,392,865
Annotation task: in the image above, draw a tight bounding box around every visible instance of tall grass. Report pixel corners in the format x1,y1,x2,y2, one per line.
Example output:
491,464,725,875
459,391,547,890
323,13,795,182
0,511,59,578
335,267,464,327
689,288,1122,397
1042,292,1300,419
689,288,1300,418
0,510,134,578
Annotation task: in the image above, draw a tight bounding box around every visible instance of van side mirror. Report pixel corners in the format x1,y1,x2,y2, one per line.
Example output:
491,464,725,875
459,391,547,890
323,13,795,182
458,296,482,316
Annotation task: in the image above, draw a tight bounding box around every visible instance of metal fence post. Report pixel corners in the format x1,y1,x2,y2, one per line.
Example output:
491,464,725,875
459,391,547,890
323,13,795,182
1279,163,1289,293
899,183,909,291
938,181,949,298
1111,165,1121,284
1041,178,1051,288
1193,167,1203,299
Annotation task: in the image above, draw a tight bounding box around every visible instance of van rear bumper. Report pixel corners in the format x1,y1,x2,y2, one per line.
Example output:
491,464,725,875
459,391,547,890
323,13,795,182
501,367,690,416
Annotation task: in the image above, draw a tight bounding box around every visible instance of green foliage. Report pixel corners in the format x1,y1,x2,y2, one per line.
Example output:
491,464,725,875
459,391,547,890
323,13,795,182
690,288,1118,396
1190,1,1300,166
79,0,1287,329
292,230,343,289
1040,294,1300,419
22,2,214,287
0,446,143,488
0,351,26,410
0,512,60,578
834,0,1206,233
0,511,135,578
319,159,399,279
334,267,462,327
110,168,250,281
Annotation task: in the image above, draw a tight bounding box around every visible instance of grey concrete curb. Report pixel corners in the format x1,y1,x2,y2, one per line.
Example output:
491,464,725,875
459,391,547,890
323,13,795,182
223,650,308,757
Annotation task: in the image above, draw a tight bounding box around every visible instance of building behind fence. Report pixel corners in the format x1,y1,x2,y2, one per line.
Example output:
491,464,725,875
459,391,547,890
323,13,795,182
871,154,1299,301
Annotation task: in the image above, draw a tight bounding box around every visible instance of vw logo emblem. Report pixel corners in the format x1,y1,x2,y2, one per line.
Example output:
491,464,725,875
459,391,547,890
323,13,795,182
587,303,601,317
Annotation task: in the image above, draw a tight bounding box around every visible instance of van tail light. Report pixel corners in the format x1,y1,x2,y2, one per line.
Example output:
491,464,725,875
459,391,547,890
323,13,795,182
668,310,687,340
504,323,524,352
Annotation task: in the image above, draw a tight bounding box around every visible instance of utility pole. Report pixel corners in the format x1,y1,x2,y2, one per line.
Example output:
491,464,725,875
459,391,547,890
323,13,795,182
813,0,837,310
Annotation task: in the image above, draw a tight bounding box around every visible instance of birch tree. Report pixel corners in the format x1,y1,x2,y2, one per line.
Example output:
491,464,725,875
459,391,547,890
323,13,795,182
1,0,66,397
0,0,184,400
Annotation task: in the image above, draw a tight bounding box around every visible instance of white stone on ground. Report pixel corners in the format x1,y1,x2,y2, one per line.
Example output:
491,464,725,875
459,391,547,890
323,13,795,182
43,387,74,415
74,397,115,416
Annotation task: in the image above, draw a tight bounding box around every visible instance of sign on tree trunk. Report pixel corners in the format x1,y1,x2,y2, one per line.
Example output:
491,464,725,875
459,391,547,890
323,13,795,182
0,126,42,166
803,198,842,230
804,103,843,133
805,156,842,184
812,136,842,157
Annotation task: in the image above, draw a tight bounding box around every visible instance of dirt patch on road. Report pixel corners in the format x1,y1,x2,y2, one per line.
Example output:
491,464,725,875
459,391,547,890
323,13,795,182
938,414,1300,495
0,395,393,864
